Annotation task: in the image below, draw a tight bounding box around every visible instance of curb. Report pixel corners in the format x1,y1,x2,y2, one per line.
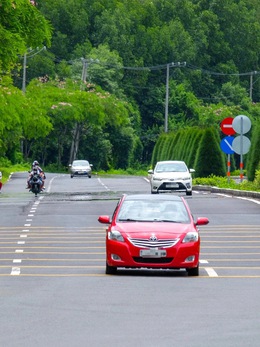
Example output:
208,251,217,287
193,185,260,200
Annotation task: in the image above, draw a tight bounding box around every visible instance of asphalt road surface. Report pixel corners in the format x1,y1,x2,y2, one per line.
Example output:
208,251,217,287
0,172,260,347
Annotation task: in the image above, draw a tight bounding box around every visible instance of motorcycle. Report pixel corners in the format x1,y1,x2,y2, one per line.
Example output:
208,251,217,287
29,172,42,197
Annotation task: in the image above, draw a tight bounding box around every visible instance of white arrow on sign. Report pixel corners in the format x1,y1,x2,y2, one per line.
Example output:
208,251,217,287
224,138,233,150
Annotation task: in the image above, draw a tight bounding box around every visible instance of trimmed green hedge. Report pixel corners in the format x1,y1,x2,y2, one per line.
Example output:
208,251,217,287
151,127,227,177
246,119,260,181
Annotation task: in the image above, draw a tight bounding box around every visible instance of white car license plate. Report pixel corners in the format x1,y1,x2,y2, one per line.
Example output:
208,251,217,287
140,249,166,257
165,183,179,188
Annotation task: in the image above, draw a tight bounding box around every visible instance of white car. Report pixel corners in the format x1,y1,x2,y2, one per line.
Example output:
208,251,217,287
69,160,93,178
148,160,195,196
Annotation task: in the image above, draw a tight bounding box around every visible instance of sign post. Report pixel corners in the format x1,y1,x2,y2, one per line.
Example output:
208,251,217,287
232,115,251,182
220,118,235,183
220,116,251,183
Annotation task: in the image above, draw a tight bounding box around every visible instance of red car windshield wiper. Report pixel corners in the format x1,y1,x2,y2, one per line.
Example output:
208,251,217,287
118,218,139,222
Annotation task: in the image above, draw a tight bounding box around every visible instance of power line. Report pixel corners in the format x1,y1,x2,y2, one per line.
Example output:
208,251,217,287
48,54,260,77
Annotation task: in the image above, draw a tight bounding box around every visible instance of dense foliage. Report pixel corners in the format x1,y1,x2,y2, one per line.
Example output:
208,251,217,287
151,127,227,177
0,0,260,179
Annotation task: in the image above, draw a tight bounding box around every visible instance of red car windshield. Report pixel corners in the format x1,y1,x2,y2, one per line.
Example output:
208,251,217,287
117,199,190,223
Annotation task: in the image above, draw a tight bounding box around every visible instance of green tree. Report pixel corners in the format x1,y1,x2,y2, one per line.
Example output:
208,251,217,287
194,127,226,177
0,0,51,72
246,119,260,181
38,0,89,58
0,78,23,161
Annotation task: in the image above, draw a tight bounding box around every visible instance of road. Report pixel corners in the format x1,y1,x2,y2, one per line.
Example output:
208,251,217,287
0,172,260,347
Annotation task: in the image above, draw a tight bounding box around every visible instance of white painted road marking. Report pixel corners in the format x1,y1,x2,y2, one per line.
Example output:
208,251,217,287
10,267,21,275
205,267,218,277
199,259,209,264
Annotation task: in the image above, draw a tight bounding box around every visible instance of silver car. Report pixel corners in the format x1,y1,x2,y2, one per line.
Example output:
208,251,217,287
148,160,195,195
69,160,93,178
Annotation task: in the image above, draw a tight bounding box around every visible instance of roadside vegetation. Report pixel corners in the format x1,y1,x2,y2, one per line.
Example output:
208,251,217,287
0,1,260,183
1,161,260,193
193,171,260,193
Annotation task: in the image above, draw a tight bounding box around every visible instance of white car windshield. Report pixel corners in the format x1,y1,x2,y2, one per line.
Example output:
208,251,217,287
117,200,190,223
73,161,89,166
155,162,187,173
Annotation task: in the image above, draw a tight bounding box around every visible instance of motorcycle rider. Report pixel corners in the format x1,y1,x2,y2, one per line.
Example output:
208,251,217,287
26,160,46,190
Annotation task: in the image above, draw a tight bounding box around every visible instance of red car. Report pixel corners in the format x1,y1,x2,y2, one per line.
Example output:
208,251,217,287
98,194,209,276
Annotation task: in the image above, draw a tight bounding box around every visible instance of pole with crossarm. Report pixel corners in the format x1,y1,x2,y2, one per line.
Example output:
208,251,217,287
22,46,46,94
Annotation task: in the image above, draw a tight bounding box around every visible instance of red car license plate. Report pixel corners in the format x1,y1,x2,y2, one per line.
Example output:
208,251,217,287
140,249,166,257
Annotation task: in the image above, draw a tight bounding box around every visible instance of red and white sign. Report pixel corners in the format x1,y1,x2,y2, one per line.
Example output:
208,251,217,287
220,117,236,135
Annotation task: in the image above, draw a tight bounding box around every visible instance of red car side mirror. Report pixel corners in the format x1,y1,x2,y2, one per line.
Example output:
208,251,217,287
98,215,111,224
196,217,209,226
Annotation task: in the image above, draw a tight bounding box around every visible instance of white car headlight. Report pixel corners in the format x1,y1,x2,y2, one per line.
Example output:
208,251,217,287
182,232,199,243
152,176,162,181
108,230,125,242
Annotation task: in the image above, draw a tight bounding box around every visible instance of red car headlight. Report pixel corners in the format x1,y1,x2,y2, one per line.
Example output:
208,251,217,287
182,231,199,243
108,230,125,242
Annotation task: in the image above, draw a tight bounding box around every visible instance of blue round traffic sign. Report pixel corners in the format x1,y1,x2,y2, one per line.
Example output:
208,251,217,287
220,136,234,154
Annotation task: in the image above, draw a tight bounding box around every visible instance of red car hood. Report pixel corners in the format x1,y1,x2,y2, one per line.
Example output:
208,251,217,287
115,222,193,238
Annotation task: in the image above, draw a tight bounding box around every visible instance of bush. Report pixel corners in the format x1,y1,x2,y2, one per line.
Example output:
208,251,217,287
254,169,260,189
193,174,260,192
194,127,226,177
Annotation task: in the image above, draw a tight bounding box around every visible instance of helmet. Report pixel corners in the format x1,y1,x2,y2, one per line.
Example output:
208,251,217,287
33,160,39,165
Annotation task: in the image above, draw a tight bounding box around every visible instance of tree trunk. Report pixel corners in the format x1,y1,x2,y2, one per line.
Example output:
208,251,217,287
69,122,81,164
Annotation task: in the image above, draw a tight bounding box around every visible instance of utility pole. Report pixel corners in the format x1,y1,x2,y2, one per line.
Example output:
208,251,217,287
80,57,99,86
69,57,99,164
164,63,170,133
22,46,46,94
164,62,186,132
249,71,257,101
22,53,27,94
81,58,88,83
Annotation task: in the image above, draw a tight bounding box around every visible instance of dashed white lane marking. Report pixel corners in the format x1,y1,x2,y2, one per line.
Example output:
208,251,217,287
199,259,209,264
10,196,43,276
205,267,218,277
46,177,56,193
10,267,20,275
97,177,110,191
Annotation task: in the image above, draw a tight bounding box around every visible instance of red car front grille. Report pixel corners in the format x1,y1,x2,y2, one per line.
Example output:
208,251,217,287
128,237,179,248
